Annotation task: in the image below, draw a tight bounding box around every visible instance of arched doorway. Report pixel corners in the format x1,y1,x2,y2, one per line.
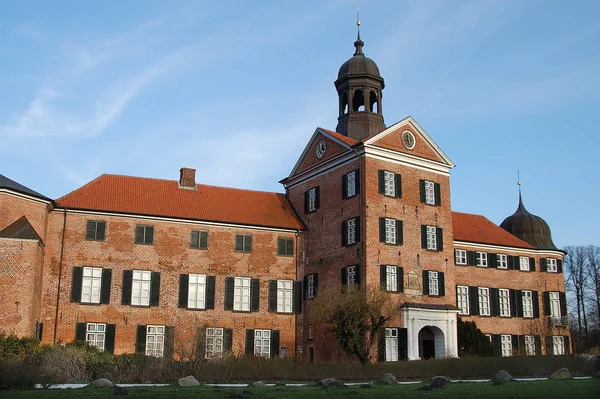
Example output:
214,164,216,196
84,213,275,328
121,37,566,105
418,326,445,359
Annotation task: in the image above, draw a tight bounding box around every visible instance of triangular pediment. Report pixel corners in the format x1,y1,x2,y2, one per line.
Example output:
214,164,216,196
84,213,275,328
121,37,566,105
0,216,43,242
364,116,454,168
286,128,356,178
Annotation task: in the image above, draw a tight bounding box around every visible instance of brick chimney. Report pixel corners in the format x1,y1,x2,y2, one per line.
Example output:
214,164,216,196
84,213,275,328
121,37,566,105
179,167,196,189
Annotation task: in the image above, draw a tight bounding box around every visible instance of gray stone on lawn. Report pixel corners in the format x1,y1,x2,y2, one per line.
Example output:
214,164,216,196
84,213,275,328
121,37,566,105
430,376,450,388
550,368,572,380
250,381,267,388
492,370,514,383
88,378,114,388
178,375,200,387
380,373,397,384
320,378,346,388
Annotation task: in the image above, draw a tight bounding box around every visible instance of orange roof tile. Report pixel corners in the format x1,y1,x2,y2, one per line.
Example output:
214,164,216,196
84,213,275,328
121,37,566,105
319,128,358,146
452,211,534,249
57,175,304,230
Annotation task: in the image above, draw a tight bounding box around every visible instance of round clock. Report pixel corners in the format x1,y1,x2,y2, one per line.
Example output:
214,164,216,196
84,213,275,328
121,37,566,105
316,140,327,159
402,131,416,149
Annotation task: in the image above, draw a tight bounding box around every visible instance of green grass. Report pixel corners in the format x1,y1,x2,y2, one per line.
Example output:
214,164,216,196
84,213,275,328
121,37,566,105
1,379,599,399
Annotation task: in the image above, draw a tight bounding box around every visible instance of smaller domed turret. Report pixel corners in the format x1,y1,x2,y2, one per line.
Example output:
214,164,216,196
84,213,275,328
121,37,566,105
500,190,558,250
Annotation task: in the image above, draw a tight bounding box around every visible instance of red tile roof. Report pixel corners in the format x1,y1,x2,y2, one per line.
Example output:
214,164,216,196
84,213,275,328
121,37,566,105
452,211,534,249
57,175,304,230
320,128,358,146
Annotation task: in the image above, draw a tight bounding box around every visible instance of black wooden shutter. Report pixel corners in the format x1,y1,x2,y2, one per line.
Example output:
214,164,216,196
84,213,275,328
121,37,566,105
532,291,540,318
200,231,208,249
380,265,387,291
507,256,515,270
271,330,280,358
223,329,233,352
469,286,479,316
341,267,348,286
35,322,43,341
75,323,86,341
303,276,308,300
145,226,154,244
436,227,443,251
251,279,260,312
439,272,445,296
518,335,526,355
378,170,385,194
206,276,215,309
122,270,132,305
490,288,499,316
557,259,563,273
355,265,361,285
245,329,254,356
398,267,404,293
315,186,320,209
246,235,253,251
341,220,348,246
105,324,116,354
293,281,302,313
342,173,348,199
178,274,189,308
399,328,408,360
235,235,243,251
150,272,161,307
516,290,524,317
135,226,144,243
394,173,402,197
314,274,319,295
164,326,174,359
564,336,570,355
419,179,426,202
543,292,551,316
71,267,83,302
489,253,497,268
379,218,386,242
540,258,547,272
86,221,96,240
224,277,234,310
277,238,285,255
421,225,427,249
434,183,441,206
378,330,385,362
396,220,403,245
355,216,361,243
136,325,146,354
559,292,567,317
511,335,519,355
304,190,309,213
529,257,536,271
355,169,360,194
492,335,501,356
509,289,517,317
546,336,553,356
268,280,277,312
534,335,542,355
191,230,199,247
97,222,106,240
467,251,476,266
100,268,112,304
422,271,429,295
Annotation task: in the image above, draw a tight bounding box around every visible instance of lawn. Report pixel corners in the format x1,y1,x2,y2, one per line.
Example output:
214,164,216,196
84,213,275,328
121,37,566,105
1,379,599,399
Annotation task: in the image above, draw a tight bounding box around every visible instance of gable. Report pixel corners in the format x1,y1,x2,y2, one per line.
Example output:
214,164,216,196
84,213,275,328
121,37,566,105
0,216,42,242
288,128,354,177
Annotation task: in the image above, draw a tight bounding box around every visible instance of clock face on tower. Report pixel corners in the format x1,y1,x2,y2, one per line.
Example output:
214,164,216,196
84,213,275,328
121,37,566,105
402,131,416,149
316,140,327,159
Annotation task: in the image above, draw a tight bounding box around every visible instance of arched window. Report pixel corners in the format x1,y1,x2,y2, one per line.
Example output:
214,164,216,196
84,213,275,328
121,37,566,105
352,89,365,112
370,91,379,113
341,93,348,115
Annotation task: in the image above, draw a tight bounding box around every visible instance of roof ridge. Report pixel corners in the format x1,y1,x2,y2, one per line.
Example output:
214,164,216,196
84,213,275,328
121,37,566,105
57,174,107,202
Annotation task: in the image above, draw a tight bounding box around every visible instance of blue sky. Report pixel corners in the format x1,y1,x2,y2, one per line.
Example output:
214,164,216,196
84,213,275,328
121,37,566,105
1,0,598,248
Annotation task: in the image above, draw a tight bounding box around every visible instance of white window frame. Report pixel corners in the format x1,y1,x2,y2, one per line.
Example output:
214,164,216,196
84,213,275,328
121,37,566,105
308,325,314,340
485,334,492,342
347,218,356,245
476,252,488,267
424,180,435,205
478,287,490,316
254,329,271,358
499,288,511,317
428,271,439,296
497,254,508,269
86,323,106,351
206,327,223,358
347,171,356,197
524,335,536,356
547,259,558,273
519,256,530,271
549,292,561,318
552,336,565,355
426,226,437,250
384,171,395,196
234,277,251,312
146,325,165,357
501,334,512,357
277,279,293,313
307,275,315,299
188,274,207,310
82,266,102,304
132,270,151,306
386,266,397,291
385,328,398,362
385,218,396,244
455,249,467,265
457,285,469,315
347,265,357,286
308,188,317,212
522,290,533,318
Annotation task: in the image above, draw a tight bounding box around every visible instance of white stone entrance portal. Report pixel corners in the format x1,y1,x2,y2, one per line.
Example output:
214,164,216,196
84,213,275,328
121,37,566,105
402,304,459,360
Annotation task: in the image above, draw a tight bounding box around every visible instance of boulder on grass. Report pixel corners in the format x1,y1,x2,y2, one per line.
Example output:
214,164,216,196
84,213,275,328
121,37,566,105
88,378,114,388
178,375,200,387
430,376,450,388
380,373,397,385
550,368,572,380
320,378,346,388
492,370,514,383
250,381,267,388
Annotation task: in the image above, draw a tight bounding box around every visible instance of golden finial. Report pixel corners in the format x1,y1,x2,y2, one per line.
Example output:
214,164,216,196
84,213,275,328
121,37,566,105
517,169,521,186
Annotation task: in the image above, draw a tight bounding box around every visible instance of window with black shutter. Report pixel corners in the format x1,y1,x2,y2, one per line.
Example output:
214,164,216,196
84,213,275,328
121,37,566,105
86,220,106,241
277,237,294,255
135,225,154,244
190,230,208,249
235,234,252,252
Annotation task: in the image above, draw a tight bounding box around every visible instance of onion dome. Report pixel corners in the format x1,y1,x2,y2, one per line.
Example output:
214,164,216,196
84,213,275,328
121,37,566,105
500,190,558,250
337,32,383,81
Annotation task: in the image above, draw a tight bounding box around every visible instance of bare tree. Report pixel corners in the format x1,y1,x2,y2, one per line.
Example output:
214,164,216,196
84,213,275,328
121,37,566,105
564,246,590,350
585,245,600,332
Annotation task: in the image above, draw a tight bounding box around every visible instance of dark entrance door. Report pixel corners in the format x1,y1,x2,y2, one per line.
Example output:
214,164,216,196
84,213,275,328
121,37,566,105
422,340,435,359
419,327,435,359
309,347,314,363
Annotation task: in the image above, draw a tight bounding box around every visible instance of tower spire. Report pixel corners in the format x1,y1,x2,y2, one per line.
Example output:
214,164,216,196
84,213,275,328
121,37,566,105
354,3,364,55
